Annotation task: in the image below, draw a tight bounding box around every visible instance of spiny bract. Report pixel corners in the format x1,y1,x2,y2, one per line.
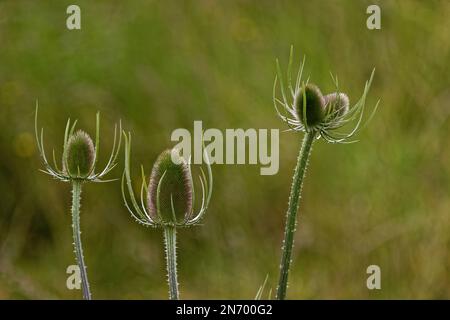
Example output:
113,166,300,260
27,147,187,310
274,49,377,143
147,149,193,224
63,130,95,178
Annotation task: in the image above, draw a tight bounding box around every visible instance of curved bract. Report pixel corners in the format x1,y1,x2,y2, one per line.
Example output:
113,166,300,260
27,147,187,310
35,103,122,301
273,47,379,300
121,132,213,228
35,102,122,182
273,46,379,143
121,132,213,300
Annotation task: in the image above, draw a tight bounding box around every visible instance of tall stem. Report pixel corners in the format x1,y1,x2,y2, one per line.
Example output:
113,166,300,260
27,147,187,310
276,131,316,300
164,226,179,300
71,180,92,300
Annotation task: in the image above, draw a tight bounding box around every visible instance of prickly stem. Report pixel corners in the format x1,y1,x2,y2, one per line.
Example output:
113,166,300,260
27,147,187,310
71,180,92,300
163,226,179,300
276,131,316,300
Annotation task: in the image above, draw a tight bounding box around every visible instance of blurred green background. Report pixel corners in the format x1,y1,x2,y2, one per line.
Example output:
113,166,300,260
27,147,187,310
0,0,449,299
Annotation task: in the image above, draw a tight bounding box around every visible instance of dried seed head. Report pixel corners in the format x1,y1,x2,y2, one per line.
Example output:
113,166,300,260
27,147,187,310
293,84,325,128
63,130,95,178
147,149,193,224
324,92,350,119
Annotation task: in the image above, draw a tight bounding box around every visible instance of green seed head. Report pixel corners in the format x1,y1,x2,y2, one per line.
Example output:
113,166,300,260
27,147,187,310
63,130,95,178
324,92,350,119
294,84,326,128
147,149,193,225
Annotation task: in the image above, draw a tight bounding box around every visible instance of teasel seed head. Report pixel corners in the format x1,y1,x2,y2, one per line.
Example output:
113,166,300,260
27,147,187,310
325,92,350,119
35,103,122,183
293,84,326,129
63,130,95,178
122,132,213,228
273,48,378,143
147,149,193,225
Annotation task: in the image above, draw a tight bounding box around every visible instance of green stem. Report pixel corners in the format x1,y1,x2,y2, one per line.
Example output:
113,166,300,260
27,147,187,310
71,180,92,300
164,226,179,300
276,131,316,300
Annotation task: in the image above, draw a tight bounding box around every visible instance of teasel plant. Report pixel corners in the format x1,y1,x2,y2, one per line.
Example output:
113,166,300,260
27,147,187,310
273,47,379,300
35,102,122,300
121,132,213,300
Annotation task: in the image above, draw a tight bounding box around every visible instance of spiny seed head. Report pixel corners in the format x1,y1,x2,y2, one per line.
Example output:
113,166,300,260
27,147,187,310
293,84,325,128
147,149,193,225
63,130,95,178
325,92,350,119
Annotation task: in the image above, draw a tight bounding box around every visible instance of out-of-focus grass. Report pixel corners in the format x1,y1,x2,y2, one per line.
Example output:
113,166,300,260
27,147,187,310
0,0,449,299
